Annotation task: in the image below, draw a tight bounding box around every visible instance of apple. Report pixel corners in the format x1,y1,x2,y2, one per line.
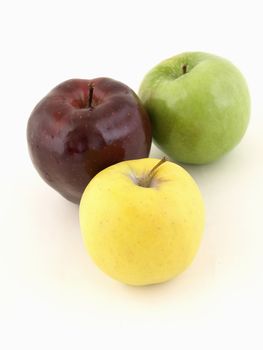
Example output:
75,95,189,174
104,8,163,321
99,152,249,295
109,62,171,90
27,78,152,203
139,52,250,164
79,158,205,286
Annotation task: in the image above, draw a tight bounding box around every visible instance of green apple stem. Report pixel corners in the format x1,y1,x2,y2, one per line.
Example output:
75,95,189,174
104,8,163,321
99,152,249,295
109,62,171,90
182,64,188,74
88,85,94,109
137,157,167,188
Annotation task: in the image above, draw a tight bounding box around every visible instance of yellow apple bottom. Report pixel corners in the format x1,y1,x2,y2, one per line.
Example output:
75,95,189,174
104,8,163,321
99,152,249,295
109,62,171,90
79,158,205,286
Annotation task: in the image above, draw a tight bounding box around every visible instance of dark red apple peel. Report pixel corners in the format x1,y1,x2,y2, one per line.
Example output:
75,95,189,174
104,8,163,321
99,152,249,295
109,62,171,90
27,78,152,203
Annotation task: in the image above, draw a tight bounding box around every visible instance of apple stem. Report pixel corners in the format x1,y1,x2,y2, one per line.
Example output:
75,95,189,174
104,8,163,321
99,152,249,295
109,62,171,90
182,64,188,74
88,85,94,109
137,157,167,188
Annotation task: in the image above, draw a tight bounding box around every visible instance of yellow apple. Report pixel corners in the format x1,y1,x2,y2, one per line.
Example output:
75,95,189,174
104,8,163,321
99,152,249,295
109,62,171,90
79,158,205,286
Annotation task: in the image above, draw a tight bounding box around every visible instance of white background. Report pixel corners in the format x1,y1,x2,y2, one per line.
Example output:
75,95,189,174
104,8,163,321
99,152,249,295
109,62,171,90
1,0,262,349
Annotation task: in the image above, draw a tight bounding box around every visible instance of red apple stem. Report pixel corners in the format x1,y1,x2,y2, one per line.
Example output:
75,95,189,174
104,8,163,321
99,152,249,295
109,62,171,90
137,157,167,188
88,85,94,109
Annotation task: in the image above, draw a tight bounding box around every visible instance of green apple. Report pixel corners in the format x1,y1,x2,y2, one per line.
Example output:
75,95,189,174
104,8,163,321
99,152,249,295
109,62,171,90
79,158,205,286
139,52,250,164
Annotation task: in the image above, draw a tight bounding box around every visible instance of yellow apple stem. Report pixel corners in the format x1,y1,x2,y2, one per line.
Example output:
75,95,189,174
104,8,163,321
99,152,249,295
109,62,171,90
137,157,167,188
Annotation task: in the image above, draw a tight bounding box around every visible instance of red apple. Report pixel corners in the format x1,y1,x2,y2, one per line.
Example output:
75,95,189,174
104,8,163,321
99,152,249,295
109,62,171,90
27,78,152,203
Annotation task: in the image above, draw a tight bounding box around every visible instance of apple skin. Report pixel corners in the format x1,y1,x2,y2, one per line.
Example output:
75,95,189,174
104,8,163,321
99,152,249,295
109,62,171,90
139,52,250,164
27,78,152,203
79,158,205,286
